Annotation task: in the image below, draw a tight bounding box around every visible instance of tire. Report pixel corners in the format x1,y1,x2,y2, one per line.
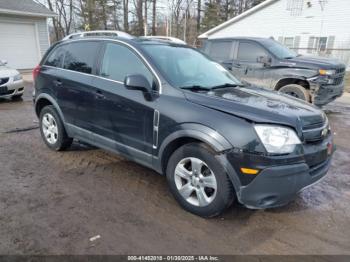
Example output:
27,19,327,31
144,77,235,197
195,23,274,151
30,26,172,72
39,105,73,151
166,143,235,218
279,84,310,102
11,94,23,100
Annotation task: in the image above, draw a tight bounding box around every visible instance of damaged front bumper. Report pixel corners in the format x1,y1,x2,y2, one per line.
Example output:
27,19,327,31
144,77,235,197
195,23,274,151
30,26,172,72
218,134,334,209
308,75,345,106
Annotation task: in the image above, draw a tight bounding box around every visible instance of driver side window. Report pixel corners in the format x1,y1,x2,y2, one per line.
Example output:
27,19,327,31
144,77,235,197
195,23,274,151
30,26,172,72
100,43,155,88
237,42,267,62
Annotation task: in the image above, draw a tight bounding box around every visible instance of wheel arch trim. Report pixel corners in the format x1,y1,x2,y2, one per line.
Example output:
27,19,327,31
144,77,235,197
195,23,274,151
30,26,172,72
273,76,311,90
155,124,232,173
158,124,232,156
35,93,66,124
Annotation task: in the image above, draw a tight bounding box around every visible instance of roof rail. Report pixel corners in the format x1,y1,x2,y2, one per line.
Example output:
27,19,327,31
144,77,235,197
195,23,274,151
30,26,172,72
140,36,186,45
62,30,134,41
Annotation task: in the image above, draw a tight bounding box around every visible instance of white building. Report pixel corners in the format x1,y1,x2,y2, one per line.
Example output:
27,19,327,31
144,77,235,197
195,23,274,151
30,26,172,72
199,0,350,69
0,0,56,69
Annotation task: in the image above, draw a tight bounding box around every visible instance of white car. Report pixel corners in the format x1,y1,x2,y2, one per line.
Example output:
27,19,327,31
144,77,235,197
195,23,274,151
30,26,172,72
0,60,24,100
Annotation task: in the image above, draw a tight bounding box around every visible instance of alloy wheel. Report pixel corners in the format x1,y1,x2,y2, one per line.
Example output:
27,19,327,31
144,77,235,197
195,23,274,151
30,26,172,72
42,113,58,144
174,157,217,207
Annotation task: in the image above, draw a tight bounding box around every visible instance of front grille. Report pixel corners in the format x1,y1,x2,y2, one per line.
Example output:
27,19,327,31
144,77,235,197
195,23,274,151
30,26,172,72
336,67,345,74
304,148,328,168
0,77,9,85
303,121,324,131
330,66,346,86
0,86,14,96
302,118,329,143
333,76,344,85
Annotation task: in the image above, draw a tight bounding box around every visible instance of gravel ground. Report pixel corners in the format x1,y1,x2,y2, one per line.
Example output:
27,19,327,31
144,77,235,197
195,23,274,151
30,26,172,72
0,82,349,255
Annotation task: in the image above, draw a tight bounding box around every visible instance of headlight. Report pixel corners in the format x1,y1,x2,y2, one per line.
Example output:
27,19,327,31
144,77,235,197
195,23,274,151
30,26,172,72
13,74,22,81
319,69,336,76
254,125,301,154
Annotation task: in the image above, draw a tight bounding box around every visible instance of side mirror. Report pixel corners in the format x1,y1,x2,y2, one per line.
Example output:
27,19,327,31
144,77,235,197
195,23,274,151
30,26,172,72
257,56,271,66
124,74,152,93
0,60,8,65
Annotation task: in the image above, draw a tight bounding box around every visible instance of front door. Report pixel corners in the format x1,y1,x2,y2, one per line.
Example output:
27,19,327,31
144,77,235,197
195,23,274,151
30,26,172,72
233,41,271,88
92,42,157,157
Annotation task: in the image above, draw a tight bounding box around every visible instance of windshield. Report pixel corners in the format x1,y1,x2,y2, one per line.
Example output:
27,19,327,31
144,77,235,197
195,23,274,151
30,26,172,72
263,40,298,59
141,45,241,89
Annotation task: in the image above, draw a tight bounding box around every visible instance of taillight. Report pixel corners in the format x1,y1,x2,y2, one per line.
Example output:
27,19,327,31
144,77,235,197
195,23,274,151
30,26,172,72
32,65,41,81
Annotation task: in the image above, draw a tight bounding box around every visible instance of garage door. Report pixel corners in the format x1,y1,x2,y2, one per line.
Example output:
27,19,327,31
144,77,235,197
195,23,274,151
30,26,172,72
0,22,40,69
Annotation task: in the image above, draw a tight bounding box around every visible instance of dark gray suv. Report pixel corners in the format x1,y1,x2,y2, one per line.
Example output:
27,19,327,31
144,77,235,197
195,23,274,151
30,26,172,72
33,36,334,217
202,37,346,106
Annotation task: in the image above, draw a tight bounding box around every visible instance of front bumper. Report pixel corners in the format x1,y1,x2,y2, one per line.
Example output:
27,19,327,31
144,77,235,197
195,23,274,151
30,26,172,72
308,77,344,106
238,157,331,209
219,135,334,209
0,79,24,98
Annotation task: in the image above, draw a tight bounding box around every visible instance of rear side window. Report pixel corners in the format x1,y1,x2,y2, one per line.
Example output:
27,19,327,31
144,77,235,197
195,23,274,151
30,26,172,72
45,46,65,67
209,41,233,62
237,42,267,62
100,43,154,86
63,42,99,74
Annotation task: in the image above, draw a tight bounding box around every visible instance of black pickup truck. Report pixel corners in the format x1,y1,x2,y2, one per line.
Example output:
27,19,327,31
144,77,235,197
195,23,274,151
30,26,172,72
202,37,346,106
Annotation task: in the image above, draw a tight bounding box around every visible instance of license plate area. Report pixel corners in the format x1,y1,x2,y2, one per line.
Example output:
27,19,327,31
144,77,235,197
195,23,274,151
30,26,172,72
0,86,8,95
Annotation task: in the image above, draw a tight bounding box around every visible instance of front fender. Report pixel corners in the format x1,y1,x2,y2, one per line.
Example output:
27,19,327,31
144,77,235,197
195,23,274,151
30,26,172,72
154,123,232,173
155,123,243,192
158,123,232,155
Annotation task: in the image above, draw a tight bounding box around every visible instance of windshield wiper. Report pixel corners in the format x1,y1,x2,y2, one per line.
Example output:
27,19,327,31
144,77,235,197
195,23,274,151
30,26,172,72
180,85,210,91
210,83,243,90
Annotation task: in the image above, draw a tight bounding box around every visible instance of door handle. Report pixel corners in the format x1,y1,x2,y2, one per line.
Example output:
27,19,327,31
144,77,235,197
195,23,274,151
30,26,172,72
95,90,106,99
53,79,63,87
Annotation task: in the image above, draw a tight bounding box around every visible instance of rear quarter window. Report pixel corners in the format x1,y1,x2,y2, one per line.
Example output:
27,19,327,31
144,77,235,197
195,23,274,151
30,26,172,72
63,42,100,74
44,46,65,68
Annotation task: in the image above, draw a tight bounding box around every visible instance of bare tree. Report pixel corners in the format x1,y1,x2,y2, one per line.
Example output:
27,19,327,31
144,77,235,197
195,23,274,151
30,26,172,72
152,0,156,35
45,0,74,41
123,0,129,32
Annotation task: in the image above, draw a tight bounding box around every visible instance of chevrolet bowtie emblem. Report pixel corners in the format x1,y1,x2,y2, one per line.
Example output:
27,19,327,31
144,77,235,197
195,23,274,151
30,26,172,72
321,128,328,137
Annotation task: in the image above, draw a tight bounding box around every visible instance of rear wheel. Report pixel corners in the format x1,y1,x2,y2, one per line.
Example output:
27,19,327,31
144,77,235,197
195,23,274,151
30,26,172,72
279,84,310,102
166,143,234,217
39,105,73,151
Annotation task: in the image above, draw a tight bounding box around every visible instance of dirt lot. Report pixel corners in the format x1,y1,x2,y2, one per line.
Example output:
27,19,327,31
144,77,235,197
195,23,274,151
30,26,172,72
0,82,350,255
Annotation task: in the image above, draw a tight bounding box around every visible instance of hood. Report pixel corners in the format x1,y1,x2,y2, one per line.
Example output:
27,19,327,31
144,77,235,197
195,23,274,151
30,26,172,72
0,66,19,78
280,55,345,70
184,85,325,131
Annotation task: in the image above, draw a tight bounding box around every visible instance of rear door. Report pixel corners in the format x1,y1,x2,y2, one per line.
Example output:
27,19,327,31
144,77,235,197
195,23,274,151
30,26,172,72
233,41,270,87
207,40,235,69
58,41,101,132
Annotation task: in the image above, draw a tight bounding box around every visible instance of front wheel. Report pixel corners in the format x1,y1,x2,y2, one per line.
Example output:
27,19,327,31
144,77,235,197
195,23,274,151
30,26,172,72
279,84,310,102
166,143,235,217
